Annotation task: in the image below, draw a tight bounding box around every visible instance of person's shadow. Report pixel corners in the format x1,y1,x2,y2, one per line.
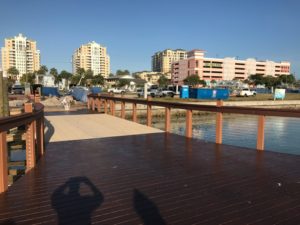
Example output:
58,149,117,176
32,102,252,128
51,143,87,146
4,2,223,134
51,177,103,225
133,189,166,225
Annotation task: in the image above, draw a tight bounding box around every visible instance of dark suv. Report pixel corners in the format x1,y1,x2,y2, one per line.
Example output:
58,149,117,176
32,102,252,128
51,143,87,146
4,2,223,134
11,85,25,95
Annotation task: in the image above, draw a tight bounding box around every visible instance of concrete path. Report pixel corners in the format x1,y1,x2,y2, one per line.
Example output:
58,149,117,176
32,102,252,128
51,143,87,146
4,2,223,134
45,113,163,142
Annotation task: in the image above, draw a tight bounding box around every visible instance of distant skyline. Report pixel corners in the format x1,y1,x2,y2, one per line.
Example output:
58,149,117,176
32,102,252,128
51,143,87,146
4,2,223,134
0,0,299,77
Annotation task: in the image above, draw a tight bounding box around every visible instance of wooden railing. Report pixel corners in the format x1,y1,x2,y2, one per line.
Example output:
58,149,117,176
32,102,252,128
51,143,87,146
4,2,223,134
88,94,300,151
0,102,44,193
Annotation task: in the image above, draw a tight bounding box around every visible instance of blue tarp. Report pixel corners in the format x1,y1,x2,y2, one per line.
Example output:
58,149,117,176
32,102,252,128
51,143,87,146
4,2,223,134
71,87,90,102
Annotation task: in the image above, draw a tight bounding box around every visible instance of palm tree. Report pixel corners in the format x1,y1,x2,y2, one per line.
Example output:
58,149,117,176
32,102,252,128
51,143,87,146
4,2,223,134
7,67,19,80
36,65,48,84
60,70,73,89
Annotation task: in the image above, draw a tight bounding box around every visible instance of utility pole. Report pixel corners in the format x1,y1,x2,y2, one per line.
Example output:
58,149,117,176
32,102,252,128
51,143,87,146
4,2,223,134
0,71,9,117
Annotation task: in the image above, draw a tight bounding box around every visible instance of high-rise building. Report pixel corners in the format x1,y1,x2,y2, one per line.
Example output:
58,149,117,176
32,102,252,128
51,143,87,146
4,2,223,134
1,33,40,80
152,49,187,74
72,41,110,78
171,49,291,85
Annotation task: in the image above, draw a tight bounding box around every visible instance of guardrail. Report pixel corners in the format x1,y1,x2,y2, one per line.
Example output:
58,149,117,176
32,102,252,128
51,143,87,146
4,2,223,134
87,94,300,151
0,102,44,194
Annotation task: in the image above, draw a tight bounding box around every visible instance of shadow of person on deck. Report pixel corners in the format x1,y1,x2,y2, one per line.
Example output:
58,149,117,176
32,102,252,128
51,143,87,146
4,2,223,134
133,189,166,225
51,177,103,225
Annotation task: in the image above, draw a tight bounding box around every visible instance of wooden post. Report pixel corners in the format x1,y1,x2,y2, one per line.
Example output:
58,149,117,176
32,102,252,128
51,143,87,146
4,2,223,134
97,98,101,113
0,131,8,193
165,107,171,132
257,115,265,150
147,97,152,127
104,100,108,114
186,109,192,138
40,117,45,155
87,97,91,109
24,103,36,171
92,98,95,111
132,103,137,122
216,100,223,144
111,100,115,116
34,94,41,103
121,101,125,119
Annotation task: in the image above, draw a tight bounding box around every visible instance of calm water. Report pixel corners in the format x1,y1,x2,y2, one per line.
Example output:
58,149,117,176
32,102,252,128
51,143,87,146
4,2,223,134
142,114,300,155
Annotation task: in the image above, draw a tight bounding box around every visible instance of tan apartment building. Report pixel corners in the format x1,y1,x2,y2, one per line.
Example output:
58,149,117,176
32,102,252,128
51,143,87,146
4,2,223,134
152,49,187,75
135,71,165,84
72,41,110,77
172,50,291,85
1,33,40,80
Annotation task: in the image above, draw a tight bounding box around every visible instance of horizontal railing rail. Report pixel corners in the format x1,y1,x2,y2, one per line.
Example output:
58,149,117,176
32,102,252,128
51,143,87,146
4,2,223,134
0,101,45,194
88,94,300,152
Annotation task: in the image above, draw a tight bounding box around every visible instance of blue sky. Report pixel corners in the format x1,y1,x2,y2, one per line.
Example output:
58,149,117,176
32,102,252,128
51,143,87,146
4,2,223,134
0,0,299,77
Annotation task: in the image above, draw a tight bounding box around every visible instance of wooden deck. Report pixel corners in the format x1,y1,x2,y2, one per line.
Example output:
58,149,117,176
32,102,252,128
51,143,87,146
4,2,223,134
0,113,300,224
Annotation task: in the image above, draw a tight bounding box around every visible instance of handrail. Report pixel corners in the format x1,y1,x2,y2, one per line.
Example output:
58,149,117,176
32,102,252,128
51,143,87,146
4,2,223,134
0,102,45,194
0,103,44,132
87,94,300,152
89,94,300,118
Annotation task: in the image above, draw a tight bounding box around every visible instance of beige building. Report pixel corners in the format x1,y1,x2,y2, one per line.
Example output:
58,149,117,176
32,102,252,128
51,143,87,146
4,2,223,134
172,49,291,85
135,71,165,84
1,33,40,80
152,49,187,74
72,41,110,77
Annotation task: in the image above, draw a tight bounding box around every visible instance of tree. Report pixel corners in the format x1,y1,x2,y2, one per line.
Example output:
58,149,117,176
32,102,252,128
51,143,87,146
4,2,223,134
249,74,264,85
20,73,36,85
49,68,61,85
117,79,130,88
116,70,130,76
60,70,73,88
158,75,169,87
92,74,104,85
184,74,206,87
7,67,19,80
37,65,48,75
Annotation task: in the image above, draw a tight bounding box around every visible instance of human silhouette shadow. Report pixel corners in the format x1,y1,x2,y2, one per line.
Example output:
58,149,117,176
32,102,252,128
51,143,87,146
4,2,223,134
133,189,166,225
51,177,103,225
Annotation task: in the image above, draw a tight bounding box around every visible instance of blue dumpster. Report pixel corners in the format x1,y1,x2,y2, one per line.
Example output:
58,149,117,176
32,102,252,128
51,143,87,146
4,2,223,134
180,85,189,98
90,87,102,94
189,88,229,100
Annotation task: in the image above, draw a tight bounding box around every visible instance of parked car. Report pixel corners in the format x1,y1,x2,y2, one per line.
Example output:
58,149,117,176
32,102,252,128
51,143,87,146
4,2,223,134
107,88,126,94
11,85,25,95
137,89,158,98
157,89,175,97
237,88,257,97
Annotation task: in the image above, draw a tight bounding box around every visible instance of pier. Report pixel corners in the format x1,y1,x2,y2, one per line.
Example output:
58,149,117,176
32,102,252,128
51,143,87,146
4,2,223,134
0,98,300,224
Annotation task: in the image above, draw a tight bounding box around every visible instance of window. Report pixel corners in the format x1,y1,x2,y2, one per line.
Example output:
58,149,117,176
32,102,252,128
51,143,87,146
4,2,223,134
196,60,198,67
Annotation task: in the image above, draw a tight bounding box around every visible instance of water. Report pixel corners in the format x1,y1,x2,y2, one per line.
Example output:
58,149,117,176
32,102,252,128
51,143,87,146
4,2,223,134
143,114,300,155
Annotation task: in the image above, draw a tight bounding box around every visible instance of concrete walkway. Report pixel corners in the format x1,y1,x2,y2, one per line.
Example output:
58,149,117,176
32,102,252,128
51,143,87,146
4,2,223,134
45,113,163,142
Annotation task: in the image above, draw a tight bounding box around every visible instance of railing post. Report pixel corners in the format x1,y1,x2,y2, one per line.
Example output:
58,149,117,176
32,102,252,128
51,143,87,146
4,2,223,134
87,97,91,109
257,115,265,150
40,116,45,155
24,103,36,171
0,131,8,193
121,101,125,119
186,109,192,138
165,107,171,132
34,94,41,103
92,98,95,111
111,100,115,116
104,99,108,114
132,103,137,122
147,96,152,127
97,96,101,113
216,100,223,144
